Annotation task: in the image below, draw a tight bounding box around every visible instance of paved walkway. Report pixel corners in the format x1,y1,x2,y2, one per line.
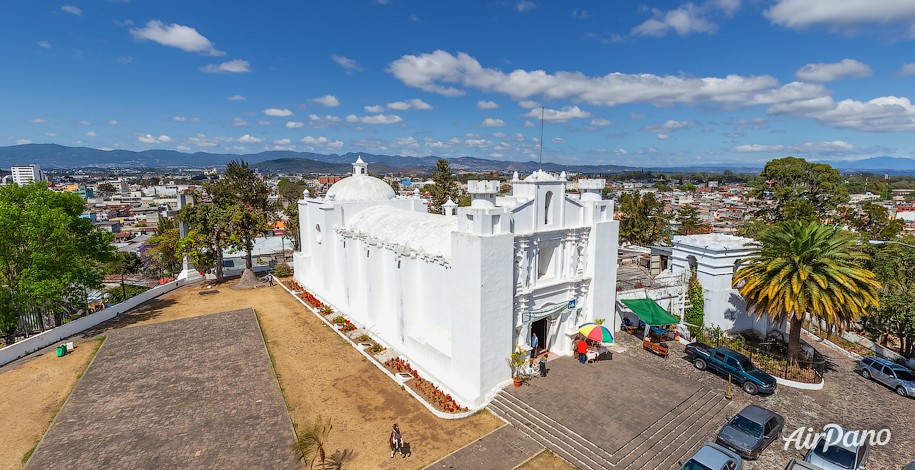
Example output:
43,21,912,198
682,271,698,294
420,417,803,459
423,424,543,470
26,308,299,470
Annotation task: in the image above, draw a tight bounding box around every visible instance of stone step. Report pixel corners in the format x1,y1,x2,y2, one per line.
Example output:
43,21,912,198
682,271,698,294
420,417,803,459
489,397,610,470
494,392,616,465
610,387,715,461
613,389,723,468
628,394,737,470
646,398,741,470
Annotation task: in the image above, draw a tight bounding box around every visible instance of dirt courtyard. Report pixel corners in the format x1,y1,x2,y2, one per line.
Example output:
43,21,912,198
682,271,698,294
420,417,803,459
0,279,501,469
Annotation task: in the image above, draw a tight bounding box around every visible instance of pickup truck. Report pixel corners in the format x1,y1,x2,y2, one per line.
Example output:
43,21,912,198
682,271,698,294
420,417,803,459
684,343,777,395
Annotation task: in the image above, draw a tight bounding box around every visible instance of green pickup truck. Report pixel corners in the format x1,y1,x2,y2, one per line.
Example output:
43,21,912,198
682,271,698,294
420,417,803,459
684,342,777,395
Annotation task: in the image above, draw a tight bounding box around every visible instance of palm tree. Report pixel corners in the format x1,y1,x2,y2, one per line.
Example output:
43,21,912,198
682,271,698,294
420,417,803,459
734,221,880,362
292,416,333,469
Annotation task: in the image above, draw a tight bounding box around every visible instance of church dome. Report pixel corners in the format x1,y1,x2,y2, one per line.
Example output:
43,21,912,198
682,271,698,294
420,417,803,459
325,157,396,203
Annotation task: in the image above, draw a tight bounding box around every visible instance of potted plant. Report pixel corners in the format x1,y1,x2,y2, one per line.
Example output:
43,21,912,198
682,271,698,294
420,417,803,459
509,346,527,387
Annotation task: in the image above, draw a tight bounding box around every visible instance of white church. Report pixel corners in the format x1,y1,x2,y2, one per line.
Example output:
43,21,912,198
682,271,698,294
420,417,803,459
293,158,620,407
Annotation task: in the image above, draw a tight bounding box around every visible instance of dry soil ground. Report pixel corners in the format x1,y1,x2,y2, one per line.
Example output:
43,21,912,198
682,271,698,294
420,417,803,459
517,450,574,469
0,279,501,470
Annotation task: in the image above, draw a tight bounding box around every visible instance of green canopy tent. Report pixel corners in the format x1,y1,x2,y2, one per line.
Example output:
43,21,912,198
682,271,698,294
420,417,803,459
621,298,680,339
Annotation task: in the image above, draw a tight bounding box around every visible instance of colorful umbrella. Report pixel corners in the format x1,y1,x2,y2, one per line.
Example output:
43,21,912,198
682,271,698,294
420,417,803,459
578,322,614,343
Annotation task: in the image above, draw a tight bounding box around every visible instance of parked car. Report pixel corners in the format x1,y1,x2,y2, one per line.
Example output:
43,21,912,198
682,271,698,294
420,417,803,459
854,356,915,398
784,459,822,470
804,425,869,470
680,442,743,470
684,343,778,395
903,462,915,470
715,404,784,460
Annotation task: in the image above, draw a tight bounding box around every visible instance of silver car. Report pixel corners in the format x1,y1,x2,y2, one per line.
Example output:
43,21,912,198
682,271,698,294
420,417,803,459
805,425,869,470
680,442,743,470
855,356,915,398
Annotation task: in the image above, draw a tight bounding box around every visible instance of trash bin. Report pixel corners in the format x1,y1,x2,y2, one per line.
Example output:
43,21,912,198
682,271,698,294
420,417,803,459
56,345,66,357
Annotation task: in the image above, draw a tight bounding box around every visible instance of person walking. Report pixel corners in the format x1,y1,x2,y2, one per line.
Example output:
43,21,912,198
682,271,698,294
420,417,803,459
539,353,548,377
530,332,539,359
390,423,405,458
266,272,274,286
577,337,588,364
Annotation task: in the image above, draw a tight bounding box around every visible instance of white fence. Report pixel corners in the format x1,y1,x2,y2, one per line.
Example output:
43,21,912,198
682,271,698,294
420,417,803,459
0,280,184,367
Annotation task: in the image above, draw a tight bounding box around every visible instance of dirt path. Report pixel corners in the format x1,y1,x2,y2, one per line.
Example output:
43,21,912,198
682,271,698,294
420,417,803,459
0,338,101,470
0,280,500,469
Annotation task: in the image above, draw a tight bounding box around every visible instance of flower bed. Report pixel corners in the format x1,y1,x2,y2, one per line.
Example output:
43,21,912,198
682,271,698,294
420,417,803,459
385,357,468,413
357,334,385,353
286,281,327,309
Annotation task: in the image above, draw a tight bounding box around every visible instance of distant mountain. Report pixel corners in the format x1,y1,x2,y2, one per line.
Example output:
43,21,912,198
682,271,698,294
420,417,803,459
826,156,915,172
0,144,636,174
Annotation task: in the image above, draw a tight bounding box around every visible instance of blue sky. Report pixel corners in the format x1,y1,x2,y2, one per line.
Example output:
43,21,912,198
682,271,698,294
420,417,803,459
5,1,915,166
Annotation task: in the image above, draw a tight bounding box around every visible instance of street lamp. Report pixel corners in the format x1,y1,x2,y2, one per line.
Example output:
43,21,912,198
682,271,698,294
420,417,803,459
868,240,915,249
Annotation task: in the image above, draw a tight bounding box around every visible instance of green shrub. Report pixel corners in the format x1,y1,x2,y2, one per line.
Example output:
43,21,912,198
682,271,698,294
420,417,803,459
332,315,346,323
273,262,292,277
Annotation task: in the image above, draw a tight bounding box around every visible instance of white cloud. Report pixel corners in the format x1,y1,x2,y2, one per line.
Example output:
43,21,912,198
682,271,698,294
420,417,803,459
61,4,82,16
311,94,341,107
345,114,403,124
308,114,342,128
477,100,499,110
37,41,52,49
523,106,592,122
172,116,199,122
482,118,506,127
301,135,344,149
78,120,90,125
898,63,915,77
274,138,292,145
237,134,263,144
393,137,420,149
200,59,250,73
263,108,293,117
176,145,191,151
108,119,119,125
28,117,46,123
130,20,224,56
516,1,536,12
795,59,873,82
188,134,218,147
765,0,915,30
656,133,670,140
227,94,246,101
364,105,385,113
734,140,856,155
231,117,249,127
633,4,718,37
571,9,589,20
642,120,699,132
331,55,363,73
552,137,566,144
285,121,304,129
45,132,57,137
258,120,272,125
137,134,172,144
387,98,432,110
779,96,915,132
117,56,133,64
389,50,792,109
85,131,97,137
591,118,613,126
522,121,535,128
16,139,32,145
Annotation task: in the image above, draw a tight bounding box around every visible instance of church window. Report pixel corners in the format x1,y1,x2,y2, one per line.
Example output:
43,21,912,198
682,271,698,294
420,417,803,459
544,191,553,225
315,224,323,244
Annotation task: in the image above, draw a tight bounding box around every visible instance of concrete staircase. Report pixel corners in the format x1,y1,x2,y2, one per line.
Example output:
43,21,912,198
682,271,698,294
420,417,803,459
488,387,741,470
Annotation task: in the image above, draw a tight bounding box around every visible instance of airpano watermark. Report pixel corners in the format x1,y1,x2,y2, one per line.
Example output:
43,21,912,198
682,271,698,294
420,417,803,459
783,423,891,451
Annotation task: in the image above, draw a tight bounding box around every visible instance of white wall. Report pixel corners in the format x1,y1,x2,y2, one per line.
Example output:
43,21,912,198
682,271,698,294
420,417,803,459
0,280,182,367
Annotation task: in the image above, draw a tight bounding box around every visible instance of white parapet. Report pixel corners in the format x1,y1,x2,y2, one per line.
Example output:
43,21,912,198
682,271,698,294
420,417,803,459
467,180,500,194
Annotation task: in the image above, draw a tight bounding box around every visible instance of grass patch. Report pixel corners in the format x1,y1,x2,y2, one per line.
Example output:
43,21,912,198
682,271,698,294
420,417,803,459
21,445,36,466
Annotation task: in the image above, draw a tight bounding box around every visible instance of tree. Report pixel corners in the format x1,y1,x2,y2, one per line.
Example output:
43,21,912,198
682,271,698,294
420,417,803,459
0,183,115,341
178,198,231,282
675,205,710,235
277,178,309,251
734,221,880,362
841,202,903,241
652,181,672,192
867,238,915,358
684,273,705,334
619,192,669,246
207,161,275,271
142,217,181,277
751,156,847,223
292,416,333,469
427,159,456,214
108,251,142,301
97,182,116,194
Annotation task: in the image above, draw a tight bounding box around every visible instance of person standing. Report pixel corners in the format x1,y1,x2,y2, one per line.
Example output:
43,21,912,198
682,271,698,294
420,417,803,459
577,337,588,364
530,332,539,359
539,353,548,377
266,272,274,286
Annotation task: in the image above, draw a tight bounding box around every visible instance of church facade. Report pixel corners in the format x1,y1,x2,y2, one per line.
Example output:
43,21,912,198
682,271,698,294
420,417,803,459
293,158,619,407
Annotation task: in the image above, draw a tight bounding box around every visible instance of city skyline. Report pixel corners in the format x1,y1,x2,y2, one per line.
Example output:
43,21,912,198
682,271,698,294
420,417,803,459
5,1,915,166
